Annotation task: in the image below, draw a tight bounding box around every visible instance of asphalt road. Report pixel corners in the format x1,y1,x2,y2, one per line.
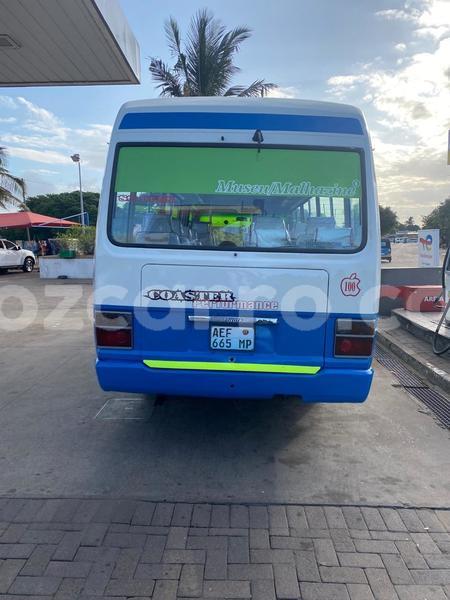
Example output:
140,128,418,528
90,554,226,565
0,271,449,508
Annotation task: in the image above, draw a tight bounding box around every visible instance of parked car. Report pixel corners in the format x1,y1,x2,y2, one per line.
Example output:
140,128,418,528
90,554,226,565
0,239,35,272
381,238,392,262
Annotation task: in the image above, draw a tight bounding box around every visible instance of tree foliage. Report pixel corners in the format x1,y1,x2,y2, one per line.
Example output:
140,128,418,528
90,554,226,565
422,198,450,246
399,216,419,231
379,205,399,236
150,9,277,97
26,191,100,226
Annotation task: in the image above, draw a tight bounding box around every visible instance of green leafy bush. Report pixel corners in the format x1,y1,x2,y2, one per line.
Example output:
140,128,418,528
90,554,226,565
57,226,96,256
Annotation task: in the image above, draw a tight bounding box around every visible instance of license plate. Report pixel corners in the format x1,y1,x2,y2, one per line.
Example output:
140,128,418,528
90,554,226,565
210,326,254,351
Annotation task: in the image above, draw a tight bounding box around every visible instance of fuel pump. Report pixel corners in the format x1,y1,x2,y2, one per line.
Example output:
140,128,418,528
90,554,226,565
432,246,450,355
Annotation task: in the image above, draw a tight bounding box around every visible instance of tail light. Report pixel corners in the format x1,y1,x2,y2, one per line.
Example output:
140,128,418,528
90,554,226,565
95,311,133,348
334,319,376,357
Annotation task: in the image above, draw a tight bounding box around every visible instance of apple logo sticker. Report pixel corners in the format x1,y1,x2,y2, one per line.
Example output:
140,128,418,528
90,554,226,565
340,273,361,296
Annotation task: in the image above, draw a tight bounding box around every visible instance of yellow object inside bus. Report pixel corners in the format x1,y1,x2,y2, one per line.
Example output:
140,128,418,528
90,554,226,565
198,214,253,228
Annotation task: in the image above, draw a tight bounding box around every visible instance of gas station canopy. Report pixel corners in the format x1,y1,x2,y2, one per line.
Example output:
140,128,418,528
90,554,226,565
0,0,140,86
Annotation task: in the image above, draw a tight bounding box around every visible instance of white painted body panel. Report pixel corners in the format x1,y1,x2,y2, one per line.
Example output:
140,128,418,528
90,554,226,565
141,264,329,313
94,98,380,317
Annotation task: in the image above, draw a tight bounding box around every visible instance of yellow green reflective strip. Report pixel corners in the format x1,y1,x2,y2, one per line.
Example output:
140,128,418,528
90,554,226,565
143,360,320,375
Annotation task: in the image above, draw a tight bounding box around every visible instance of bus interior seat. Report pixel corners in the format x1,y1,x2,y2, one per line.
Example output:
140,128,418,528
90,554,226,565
306,216,336,229
190,221,211,245
290,220,307,241
134,213,180,244
306,216,336,241
316,227,352,245
254,216,290,247
141,213,172,232
170,215,191,245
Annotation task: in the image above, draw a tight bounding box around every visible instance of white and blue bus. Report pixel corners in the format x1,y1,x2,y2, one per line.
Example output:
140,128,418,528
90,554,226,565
94,98,380,402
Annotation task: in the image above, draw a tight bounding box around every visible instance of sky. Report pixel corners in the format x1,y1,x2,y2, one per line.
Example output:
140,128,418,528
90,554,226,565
0,0,449,223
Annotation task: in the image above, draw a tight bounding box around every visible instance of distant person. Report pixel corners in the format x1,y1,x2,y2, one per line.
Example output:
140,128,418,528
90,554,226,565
39,240,48,256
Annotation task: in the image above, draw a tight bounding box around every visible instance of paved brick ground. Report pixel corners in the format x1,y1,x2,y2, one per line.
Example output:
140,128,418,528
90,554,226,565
0,499,449,599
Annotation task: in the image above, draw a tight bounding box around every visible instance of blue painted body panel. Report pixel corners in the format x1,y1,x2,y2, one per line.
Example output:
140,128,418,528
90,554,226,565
119,112,364,135
95,305,376,402
96,360,373,402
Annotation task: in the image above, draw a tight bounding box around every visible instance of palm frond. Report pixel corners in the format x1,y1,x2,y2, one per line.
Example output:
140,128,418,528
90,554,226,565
0,179,26,210
0,146,8,171
225,80,277,97
206,26,251,95
185,9,222,95
149,58,183,97
186,12,252,96
218,26,252,56
0,190,8,210
165,17,192,93
13,176,26,198
165,17,182,57
0,148,26,210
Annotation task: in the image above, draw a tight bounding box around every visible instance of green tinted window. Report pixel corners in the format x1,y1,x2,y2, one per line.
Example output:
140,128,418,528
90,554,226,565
110,146,364,251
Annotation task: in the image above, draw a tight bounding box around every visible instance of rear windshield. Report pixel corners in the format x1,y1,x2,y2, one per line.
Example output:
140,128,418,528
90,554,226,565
109,145,364,252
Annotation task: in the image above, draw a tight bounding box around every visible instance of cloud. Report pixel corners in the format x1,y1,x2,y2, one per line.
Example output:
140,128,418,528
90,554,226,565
0,96,17,109
2,97,111,175
1,133,66,148
14,97,70,149
21,168,100,198
0,95,113,197
71,124,112,172
267,86,299,99
376,1,450,40
16,97,63,131
27,168,60,176
415,0,450,39
330,38,450,144
395,43,407,52
7,147,69,165
375,8,421,22
20,169,58,197
327,33,450,220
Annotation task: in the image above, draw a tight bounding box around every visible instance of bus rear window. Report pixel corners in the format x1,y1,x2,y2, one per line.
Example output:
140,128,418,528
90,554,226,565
109,146,364,252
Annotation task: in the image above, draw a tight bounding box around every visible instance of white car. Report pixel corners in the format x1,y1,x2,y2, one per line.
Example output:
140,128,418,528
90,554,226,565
0,239,35,273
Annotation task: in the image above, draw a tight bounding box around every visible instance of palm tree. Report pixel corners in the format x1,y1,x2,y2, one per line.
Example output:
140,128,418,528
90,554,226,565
150,9,276,97
0,147,26,210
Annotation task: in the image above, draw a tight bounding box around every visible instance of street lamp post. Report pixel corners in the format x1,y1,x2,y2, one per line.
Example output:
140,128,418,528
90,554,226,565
70,153,85,228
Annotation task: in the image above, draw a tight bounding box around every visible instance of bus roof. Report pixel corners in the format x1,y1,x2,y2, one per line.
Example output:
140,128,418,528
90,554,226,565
114,97,368,137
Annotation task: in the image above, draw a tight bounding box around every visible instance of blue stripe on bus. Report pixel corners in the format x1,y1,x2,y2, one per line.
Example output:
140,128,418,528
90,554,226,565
119,112,364,135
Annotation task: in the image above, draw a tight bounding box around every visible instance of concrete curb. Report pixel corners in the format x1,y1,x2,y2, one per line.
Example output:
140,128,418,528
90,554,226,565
376,330,450,396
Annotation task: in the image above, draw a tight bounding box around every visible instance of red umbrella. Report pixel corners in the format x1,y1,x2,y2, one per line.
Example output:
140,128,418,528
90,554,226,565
0,211,79,229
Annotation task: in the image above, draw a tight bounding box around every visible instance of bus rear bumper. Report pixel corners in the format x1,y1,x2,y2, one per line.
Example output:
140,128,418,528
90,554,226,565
96,360,374,403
